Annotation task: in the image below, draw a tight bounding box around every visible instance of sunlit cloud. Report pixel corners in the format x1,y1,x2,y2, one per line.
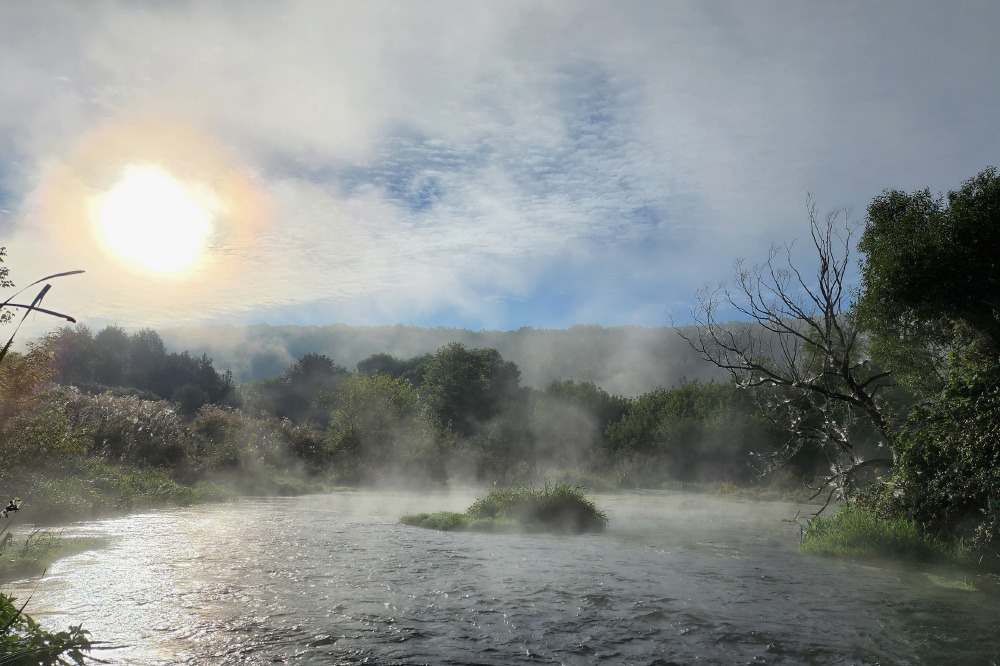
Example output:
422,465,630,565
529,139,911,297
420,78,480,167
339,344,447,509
2,0,1000,337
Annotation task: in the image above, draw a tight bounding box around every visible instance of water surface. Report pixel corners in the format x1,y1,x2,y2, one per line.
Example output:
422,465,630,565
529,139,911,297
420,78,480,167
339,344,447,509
14,491,999,665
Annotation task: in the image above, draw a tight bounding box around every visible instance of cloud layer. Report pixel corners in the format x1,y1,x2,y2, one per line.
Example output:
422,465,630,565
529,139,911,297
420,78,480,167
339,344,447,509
3,1,999,337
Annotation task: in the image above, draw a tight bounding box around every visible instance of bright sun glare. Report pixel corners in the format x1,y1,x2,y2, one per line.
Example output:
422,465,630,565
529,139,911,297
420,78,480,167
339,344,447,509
93,165,214,274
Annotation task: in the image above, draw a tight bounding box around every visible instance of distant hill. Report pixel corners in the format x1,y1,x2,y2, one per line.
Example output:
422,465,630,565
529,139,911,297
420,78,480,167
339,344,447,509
159,324,729,397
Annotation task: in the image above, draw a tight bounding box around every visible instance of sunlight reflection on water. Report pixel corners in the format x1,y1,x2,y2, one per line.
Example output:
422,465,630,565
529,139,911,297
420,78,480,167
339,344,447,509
13,492,1000,665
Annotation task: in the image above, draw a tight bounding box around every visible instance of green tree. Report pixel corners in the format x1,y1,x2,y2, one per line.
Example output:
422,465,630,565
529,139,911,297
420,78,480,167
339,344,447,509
50,326,97,387
94,325,129,386
357,352,432,388
421,343,522,437
261,353,347,425
323,372,440,480
858,166,1000,395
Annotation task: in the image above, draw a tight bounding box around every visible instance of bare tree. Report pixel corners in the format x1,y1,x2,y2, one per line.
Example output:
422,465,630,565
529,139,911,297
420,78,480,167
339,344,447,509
681,200,894,508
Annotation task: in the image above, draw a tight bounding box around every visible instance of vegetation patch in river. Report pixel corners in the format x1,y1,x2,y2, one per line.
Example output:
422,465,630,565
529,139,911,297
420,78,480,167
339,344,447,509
401,483,608,533
801,504,963,563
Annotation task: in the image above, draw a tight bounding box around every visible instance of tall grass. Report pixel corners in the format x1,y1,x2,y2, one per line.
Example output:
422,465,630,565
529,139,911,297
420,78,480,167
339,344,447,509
402,483,608,533
801,504,961,562
0,532,108,583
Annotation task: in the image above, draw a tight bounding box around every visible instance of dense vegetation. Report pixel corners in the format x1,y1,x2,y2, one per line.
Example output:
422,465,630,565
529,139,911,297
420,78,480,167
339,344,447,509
2,321,800,523
400,483,608,532
792,167,1000,565
2,169,1000,574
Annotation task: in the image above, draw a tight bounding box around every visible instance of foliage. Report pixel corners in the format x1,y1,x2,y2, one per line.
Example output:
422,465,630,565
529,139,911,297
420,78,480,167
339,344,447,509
858,167,1000,396
604,379,782,483
0,593,91,666
882,354,1000,558
421,343,523,437
0,342,57,453
48,325,236,414
257,353,346,425
321,372,442,482
0,459,204,524
399,511,469,531
356,352,432,388
801,504,959,563
465,483,608,532
402,483,607,533
62,390,193,467
530,380,627,467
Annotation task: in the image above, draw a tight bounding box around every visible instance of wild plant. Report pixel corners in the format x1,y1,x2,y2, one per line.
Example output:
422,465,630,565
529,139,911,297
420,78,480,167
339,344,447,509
0,249,91,663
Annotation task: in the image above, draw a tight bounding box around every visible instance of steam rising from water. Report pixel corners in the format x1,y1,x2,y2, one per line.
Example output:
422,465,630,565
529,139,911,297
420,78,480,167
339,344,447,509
16,492,999,665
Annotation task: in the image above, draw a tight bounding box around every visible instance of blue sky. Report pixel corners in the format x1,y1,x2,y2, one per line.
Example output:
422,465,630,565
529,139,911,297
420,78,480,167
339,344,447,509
2,1,999,338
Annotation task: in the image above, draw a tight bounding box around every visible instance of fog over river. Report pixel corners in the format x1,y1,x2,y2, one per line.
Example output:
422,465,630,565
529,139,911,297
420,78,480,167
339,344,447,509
12,492,1000,665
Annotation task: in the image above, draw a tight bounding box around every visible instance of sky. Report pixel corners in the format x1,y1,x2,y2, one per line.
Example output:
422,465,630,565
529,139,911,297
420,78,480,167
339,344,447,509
2,0,999,340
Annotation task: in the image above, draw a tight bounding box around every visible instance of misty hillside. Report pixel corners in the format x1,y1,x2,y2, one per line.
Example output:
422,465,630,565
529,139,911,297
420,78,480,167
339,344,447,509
160,324,728,396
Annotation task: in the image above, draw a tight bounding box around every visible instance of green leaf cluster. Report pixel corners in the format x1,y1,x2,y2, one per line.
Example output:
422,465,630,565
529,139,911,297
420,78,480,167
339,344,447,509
0,593,91,666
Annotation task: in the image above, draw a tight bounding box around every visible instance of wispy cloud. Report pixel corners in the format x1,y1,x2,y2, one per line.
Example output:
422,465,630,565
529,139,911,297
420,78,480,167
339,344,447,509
3,1,1000,337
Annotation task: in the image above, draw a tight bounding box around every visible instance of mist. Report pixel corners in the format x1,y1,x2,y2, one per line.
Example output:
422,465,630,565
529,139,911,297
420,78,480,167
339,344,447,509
159,322,728,396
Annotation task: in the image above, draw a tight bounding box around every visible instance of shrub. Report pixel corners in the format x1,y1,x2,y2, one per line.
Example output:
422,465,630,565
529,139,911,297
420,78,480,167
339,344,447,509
402,483,608,533
64,391,193,467
886,355,1000,558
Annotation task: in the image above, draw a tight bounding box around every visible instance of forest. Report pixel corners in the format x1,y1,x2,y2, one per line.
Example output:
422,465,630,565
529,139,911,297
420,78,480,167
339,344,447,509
1,167,999,567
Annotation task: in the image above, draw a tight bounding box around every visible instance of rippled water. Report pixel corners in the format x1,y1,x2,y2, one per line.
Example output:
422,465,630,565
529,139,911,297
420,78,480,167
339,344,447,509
11,491,1000,665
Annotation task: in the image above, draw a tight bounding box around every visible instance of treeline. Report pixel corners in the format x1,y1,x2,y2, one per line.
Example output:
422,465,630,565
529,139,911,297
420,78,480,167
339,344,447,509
4,326,806,498
49,325,236,414
159,322,728,395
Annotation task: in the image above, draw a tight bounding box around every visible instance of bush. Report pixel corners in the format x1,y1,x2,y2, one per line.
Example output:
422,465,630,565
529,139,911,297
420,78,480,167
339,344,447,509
886,355,1000,558
402,483,608,533
64,391,193,467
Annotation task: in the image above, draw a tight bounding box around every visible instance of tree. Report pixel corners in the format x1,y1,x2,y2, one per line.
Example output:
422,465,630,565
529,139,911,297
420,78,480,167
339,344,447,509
421,343,523,437
323,372,439,480
94,325,129,386
49,325,97,386
260,353,347,425
857,166,1000,395
682,201,894,503
856,167,1000,558
530,380,628,467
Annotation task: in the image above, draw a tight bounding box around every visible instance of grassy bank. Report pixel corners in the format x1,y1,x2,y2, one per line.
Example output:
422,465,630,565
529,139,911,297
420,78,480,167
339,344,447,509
0,532,109,582
402,483,608,533
801,504,963,563
0,458,338,527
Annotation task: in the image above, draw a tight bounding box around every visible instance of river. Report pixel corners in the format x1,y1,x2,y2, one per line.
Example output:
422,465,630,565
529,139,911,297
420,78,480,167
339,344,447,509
10,491,1000,665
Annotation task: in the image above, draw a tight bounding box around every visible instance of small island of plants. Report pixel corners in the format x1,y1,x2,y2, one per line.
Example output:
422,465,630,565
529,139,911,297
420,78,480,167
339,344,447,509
401,483,608,533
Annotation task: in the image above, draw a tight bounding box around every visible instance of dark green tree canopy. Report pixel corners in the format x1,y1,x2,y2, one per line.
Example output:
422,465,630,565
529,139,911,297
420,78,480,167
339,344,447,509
858,167,1000,390
421,342,522,437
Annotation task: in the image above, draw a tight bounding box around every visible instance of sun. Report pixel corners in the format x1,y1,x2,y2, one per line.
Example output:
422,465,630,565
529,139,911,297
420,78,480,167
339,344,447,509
92,164,214,274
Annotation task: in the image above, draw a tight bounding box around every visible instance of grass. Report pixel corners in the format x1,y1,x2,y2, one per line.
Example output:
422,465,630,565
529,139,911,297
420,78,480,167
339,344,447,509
401,483,608,533
801,504,962,563
0,459,218,525
0,531,109,582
